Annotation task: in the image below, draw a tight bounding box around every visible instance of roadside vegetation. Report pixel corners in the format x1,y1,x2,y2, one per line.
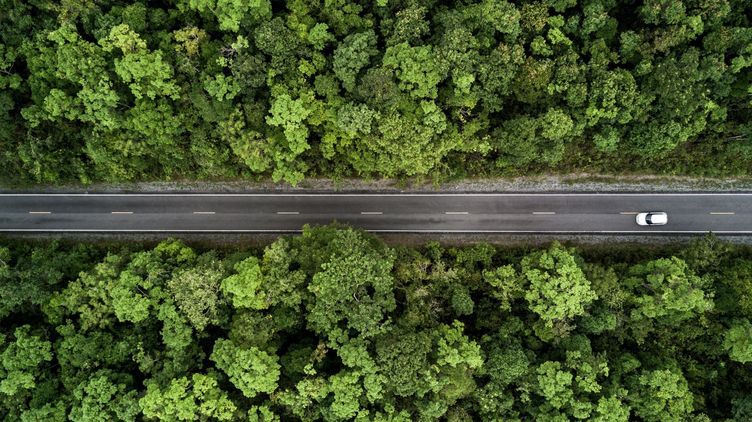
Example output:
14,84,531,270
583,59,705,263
1,227,751,420
1,0,751,185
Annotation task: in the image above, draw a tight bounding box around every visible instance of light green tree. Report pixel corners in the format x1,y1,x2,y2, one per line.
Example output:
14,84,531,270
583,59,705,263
181,0,271,32
69,372,140,422
99,24,179,100
382,43,447,99
210,339,280,398
626,257,713,341
266,93,311,155
522,242,598,329
0,326,53,396
483,264,524,312
111,270,153,323
723,319,752,363
629,369,694,422
167,261,226,331
265,93,314,184
593,396,631,422
203,74,240,102
221,257,267,310
335,103,379,137
307,23,334,51
140,373,236,421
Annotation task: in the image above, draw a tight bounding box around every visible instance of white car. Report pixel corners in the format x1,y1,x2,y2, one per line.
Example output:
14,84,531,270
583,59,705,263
636,212,668,226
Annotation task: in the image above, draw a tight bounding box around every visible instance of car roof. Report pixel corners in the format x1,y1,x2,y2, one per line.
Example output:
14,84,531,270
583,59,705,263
650,212,668,224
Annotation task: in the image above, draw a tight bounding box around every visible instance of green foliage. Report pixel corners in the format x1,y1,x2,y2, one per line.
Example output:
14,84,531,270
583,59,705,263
265,93,313,184
221,257,267,310
204,74,241,102
111,270,153,323
305,228,396,344
522,242,598,330
335,103,378,137
210,339,280,398
531,347,611,419
375,331,432,397
333,31,378,93
167,261,225,331
100,24,180,101
629,369,694,422
1,228,751,420
625,257,713,341
140,373,236,421
219,107,271,174
493,107,577,169
593,396,630,422
182,0,271,32
0,326,52,395
382,43,447,99
723,319,752,363
484,265,523,312
266,94,311,151
69,372,140,422
158,301,194,352
2,0,751,185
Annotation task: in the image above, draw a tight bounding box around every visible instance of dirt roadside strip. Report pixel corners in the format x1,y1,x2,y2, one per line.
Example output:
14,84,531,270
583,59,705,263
4,174,752,194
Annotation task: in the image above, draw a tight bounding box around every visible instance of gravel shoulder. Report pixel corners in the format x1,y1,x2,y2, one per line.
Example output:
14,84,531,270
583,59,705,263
4,173,752,193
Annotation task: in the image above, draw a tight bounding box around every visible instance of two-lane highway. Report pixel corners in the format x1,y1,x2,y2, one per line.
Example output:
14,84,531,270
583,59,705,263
0,193,750,233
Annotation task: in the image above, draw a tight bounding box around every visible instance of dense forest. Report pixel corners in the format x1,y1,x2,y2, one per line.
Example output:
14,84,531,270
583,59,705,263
1,227,751,420
0,0,751,185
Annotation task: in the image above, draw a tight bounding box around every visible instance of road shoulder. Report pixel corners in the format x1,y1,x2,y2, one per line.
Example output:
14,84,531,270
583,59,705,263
3,174,752,193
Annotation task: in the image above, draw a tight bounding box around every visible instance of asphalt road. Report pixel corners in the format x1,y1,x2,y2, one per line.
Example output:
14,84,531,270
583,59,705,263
0,193,751,234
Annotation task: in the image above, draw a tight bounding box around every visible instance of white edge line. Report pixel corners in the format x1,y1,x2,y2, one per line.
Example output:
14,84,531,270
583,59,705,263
1,229,751,234
4,193,752,197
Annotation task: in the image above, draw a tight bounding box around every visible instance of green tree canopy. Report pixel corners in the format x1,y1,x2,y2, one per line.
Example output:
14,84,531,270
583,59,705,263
522,242,598,333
